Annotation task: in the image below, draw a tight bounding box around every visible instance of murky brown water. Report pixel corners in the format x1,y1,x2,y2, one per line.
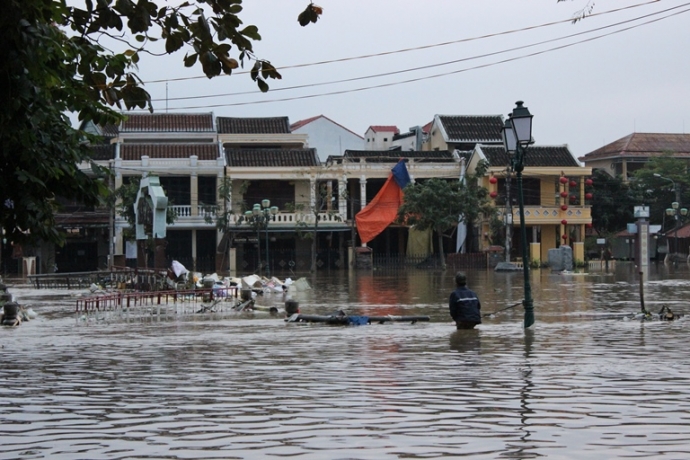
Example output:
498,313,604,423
2,262,690,459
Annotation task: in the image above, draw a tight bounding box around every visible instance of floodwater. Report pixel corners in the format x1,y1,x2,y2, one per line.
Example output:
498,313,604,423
2,262,690,459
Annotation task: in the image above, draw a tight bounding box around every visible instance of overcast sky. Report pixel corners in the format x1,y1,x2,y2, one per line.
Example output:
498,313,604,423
105,0,690,159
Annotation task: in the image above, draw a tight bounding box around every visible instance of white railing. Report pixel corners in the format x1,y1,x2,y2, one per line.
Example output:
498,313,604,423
227,211,345,226
170,205,218,219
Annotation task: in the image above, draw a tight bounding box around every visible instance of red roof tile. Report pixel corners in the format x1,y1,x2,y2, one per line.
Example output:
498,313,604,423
580,133,690,162
367,125,399,134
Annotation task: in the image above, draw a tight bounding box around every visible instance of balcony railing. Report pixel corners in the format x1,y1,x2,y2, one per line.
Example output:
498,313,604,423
170,205,219,219
165,207,346,227
503,206,591,224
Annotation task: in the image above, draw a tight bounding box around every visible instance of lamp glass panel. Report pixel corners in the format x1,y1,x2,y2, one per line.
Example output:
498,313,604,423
502,121,517,153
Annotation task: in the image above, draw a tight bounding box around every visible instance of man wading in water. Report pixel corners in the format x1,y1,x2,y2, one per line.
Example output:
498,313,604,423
449,272,482,329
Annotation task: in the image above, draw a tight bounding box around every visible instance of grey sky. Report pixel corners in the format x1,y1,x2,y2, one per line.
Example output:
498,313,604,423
105,0,690,159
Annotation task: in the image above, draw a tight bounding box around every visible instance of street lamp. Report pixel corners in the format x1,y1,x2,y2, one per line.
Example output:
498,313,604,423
665,201,688,259
654,173,686,261
248,199,279,276
502,101,535,328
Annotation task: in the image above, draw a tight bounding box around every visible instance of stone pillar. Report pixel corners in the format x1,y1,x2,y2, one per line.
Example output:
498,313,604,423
310,177,316,210
338,176,347,217
529,242,541,266
191,229,197,271
359,177,367,209
190,172,198,216
573,241,585,264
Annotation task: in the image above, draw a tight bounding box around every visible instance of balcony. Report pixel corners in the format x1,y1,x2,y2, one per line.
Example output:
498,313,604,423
166,206,347,229
503,206,592,225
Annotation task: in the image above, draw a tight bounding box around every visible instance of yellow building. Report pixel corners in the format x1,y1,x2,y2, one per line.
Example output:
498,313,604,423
468,144,593,265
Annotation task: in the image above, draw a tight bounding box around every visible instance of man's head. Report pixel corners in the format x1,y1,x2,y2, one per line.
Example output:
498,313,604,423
455,271,467,287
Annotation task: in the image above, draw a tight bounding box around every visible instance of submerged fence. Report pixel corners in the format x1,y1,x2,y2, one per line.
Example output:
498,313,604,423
75,287,241,320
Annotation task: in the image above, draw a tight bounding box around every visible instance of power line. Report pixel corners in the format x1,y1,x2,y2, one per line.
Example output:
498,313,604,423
145,6,690,111
150,2,689,104
141,0,663,85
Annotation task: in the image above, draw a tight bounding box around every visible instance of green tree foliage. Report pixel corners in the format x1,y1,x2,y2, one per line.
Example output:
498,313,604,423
589,169,636,235
0,0,320,246
396,161,495,268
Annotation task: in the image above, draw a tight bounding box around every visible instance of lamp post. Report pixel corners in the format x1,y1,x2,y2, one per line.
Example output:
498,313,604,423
247,199,279,276
665,201,688,259
654,173,685,260
502,101,535,328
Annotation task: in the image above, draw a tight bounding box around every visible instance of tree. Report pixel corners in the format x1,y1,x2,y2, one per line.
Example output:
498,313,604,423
589,169,637,235
396,161,495,269
0,0,320,247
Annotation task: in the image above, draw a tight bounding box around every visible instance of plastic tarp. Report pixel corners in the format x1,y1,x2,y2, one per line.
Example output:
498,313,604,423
355,160,411,244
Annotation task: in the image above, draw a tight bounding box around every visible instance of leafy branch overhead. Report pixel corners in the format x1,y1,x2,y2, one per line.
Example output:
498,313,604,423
0,0,319,246
298,3,323,26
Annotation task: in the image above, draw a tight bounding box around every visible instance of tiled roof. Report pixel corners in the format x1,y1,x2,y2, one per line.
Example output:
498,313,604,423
120,113,215,132
437,115,503,142
290,115,364,139
99,123,119,137
343,150,456,163
88,143,115,161
226,148,320,167
120,144,220,161
367,125,399,134
480,145,579,168
666,222,690,238
217,117,290,134
290,115,322,131
579,133,690,162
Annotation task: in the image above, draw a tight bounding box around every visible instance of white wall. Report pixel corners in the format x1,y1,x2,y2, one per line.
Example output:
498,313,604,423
292,117,363,161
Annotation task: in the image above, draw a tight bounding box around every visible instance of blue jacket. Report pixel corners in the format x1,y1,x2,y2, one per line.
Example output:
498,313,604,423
449,286,482,324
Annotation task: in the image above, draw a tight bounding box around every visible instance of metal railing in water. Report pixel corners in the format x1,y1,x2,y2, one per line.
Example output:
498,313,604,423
75,287,241,320
28,269,151,290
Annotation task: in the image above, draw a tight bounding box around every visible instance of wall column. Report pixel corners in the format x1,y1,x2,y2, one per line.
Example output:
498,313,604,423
359,176,367,209
338,176,347,216
190,172,198,217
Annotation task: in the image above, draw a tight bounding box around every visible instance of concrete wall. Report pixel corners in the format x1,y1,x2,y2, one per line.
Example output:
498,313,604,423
293,117,363,162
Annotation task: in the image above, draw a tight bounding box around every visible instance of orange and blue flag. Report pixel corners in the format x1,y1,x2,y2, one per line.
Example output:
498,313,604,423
355,160,411,244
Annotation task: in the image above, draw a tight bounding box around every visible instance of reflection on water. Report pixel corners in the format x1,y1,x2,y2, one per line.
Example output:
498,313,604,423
1,262,690,459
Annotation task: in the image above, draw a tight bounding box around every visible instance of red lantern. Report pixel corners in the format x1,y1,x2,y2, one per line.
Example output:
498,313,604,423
585,178,593,186
585,192,593,200
559,176,568,184
569,194,577,201
561,219,568,225
489,176,498,184
560,191,568,198
561,204,568,211
490,191,498,198
562,234,568,240
569,180,577,188
585,223,593,228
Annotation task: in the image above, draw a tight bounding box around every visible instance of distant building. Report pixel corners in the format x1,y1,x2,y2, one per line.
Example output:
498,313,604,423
425,115,504,154
290,115,363,162
579,133,690,180
364,125,399,150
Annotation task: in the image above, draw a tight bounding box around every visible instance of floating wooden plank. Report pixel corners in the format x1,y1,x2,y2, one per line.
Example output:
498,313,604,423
286,313,430,325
